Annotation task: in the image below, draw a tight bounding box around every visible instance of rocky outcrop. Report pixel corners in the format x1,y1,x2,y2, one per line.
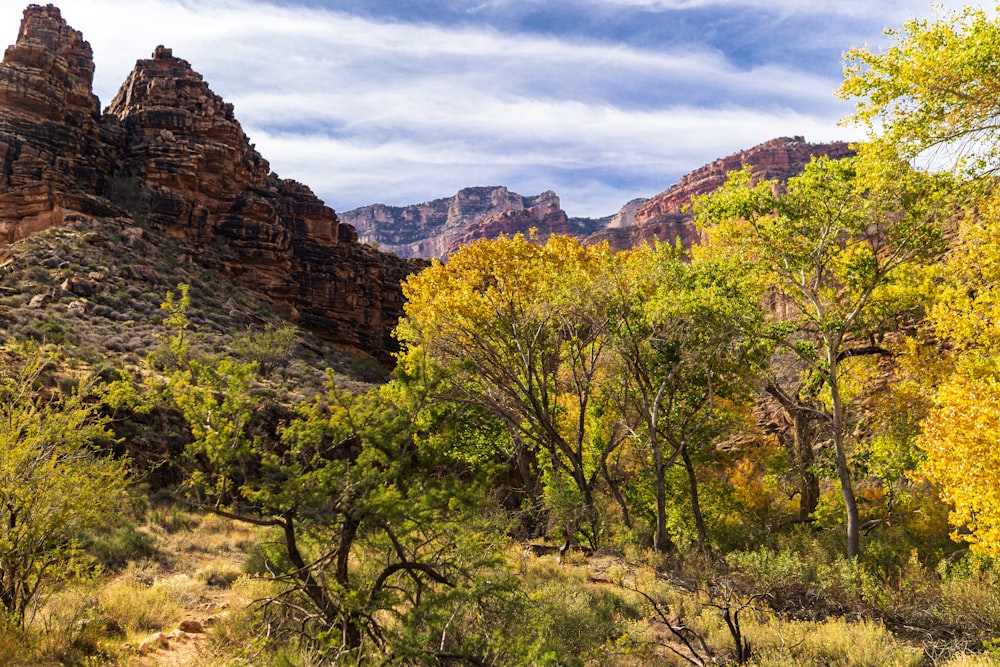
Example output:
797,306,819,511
345,187,583,259
586,136,854,250
0,4,123,243
0,5,423,359
352,138,852,259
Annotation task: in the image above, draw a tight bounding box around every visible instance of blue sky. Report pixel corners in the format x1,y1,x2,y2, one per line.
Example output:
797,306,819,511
0,1,976,217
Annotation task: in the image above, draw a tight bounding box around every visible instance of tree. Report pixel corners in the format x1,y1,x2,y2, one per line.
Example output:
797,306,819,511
0,344,130,626
232,324,298,378
608,243,767,552
693,149,951,558
397,234,619,545
840,6,1000,178
164,334,506,661
840,7,1000,556
920,366,1000,556
919,193,1000,556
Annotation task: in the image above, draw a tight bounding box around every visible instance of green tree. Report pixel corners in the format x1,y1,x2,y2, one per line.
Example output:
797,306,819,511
693,149,951,558
609,243,767,552
0,344,130,625
232,324,298,378
164,339,507,661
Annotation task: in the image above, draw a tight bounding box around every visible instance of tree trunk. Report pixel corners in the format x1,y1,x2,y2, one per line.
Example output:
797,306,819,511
282,514,352,641
791,406,820,521
765,382,820,522
514,437,545,536
653,449,673,553
681,445,708,553
828,353,861,559
600,454,632,529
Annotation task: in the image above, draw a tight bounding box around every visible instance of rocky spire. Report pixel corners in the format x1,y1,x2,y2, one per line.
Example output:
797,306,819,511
0,4,122,243
1,3,100,121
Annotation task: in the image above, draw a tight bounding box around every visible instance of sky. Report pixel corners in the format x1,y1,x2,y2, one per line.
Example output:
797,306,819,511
0,0,977,218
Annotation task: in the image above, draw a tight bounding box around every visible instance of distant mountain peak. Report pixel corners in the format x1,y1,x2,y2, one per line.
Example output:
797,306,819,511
347,137,854,259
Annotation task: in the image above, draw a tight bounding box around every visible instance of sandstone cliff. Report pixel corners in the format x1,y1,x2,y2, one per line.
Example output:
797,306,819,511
349,138,852,259
345,186,593,259
0,3,123,243
586,136,855,251
0,4,423,359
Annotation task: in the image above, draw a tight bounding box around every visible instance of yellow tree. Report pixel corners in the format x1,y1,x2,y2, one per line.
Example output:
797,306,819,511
841,6,1000,178
693,149,951,558
842,6,1000,555
396,234,617,544
919,193,1000,555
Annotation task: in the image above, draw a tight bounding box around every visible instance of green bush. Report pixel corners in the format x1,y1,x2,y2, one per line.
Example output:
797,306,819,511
80,524,157,570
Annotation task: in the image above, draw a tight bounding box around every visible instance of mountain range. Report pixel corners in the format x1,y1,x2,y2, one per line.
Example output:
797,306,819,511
345,136,852,259
0,4,851,358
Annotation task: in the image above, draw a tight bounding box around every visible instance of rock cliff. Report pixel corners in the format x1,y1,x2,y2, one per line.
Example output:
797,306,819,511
350,138,853,258
0,4,123,243
0,4,423,359
345,186,589,259
587,136,854,251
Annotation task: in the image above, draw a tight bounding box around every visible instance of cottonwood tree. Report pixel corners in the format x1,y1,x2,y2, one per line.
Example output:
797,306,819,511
841,6,1000,178
608,243,767,552
840,6,1000,557
693,149,952,558
397,234,619,546
0,345,129,626
919,194,1000,556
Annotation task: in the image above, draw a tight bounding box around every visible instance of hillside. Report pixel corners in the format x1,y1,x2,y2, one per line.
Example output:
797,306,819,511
1,4,999,667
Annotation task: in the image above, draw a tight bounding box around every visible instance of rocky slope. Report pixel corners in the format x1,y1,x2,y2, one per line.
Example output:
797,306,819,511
0,4,422,359
349,137,853,258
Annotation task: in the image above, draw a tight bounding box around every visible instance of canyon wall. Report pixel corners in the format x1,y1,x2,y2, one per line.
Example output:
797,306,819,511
350,137,853,258
0,4,423,359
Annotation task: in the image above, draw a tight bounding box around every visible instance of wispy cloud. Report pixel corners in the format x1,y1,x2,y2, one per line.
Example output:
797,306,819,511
578,0,967,20
0,0,963,217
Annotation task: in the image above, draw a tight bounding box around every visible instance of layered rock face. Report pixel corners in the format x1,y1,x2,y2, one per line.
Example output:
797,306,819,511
345,187,581,259
0,4,123,243
351,138,852,259
0,5,422,359
585,137,854,250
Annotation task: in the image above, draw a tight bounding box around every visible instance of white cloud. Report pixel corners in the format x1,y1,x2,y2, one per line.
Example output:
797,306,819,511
0,0,898,217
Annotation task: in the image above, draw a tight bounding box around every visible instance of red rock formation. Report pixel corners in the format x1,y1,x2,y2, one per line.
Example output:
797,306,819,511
351,139,852,259
586,136,854,250
345,187,576,259
0,4,123,243
0,5,423,359
103,45,423,357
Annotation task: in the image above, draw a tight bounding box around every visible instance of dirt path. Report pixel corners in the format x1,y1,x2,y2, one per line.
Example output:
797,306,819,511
130,596,232,667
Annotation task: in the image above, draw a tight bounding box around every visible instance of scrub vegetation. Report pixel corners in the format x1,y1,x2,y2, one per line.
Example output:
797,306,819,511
5,5,1000,666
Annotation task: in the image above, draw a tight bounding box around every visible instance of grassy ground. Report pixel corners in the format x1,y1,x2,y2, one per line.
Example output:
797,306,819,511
2,504,999,665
